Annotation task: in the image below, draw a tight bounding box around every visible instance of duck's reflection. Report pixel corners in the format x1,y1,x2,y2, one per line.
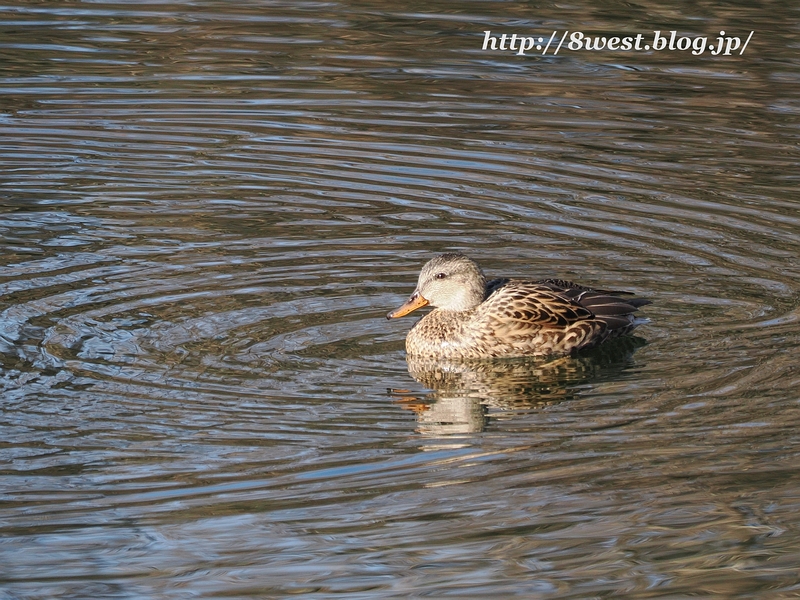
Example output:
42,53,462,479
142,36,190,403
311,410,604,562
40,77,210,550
394,337,646,435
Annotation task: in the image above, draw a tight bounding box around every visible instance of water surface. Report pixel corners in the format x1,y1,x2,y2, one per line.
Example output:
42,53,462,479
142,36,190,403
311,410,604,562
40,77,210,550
2,0,800,597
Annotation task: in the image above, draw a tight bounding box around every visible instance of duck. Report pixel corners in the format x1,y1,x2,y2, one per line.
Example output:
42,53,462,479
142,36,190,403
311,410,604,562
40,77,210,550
387,253,650,360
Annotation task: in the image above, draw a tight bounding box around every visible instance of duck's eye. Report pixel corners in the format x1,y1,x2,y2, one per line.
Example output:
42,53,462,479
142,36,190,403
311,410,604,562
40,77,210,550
435,272,447,279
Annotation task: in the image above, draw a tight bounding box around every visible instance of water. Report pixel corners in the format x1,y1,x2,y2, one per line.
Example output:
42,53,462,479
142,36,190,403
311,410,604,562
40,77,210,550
1,1,800,597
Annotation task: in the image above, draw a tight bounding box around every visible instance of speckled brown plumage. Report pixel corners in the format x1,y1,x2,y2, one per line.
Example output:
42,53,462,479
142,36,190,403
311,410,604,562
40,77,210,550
387,253,650,360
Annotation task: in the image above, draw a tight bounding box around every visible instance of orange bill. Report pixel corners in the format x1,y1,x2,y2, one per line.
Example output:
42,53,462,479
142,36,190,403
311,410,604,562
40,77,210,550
386,292,429,319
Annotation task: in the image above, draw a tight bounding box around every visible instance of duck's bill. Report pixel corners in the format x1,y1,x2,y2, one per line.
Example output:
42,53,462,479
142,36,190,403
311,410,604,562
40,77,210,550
386,292,429,319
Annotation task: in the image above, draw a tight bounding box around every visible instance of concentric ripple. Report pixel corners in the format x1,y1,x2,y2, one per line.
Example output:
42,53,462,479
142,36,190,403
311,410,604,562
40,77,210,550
1,1,800,598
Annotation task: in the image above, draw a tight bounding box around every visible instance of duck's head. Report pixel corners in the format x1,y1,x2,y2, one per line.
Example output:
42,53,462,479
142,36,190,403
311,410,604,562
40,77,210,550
387,253,487,319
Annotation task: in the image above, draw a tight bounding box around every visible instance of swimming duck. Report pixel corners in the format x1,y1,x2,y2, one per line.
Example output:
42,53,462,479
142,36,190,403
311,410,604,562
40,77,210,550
387,253,650,359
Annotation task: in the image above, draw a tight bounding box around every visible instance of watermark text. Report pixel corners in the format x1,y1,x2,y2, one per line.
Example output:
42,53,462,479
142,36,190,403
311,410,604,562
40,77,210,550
481,30,754,56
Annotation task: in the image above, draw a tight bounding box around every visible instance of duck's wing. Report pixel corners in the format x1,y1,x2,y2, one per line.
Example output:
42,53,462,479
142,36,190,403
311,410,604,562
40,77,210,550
536,278,638,297
536,280,651,331
479,280,595,330
481,279,650,333
489,277,646,301
539,280,652,311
